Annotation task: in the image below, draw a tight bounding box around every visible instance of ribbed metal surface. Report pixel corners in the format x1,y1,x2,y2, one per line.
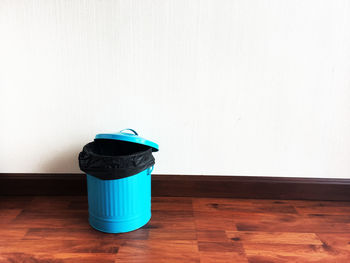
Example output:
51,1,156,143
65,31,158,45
86,169,151,232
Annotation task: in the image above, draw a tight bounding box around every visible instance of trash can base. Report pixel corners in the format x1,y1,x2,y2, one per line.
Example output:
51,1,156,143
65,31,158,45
89,212,151,234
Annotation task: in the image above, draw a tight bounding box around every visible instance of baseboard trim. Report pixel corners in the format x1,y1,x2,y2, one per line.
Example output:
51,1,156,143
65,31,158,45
1,174,350,201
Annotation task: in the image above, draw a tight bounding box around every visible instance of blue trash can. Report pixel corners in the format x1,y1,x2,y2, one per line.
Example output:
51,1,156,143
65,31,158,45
79,129,159,233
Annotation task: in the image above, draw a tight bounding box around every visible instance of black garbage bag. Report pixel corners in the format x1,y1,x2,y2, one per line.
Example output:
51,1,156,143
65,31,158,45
79,139,155,180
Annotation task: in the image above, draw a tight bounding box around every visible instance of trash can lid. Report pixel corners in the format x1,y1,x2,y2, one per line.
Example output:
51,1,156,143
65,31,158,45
95,128,159,152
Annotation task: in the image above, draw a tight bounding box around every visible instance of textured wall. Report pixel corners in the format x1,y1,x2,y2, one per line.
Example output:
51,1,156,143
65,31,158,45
1,0,350,177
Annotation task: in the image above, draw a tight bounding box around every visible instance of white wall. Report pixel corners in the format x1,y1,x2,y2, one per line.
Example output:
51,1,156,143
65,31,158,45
1,0,350,178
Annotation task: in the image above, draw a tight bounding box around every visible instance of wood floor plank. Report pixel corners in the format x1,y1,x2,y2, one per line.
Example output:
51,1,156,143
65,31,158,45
147,229,197,240
226,231,323,245
194,211,237,231
8,219,91,229
243,243,350,263
317,233,350,253
28,196,72,210
197,240,247,263
0,196,33,209
0,228,28,240
15,209,88,219
198,241,243,253
151,197,193,211
197,230,230,242
0,240,121,253
0,209,22,223
233,212,350,233
199,252,248,263
149,210,196,230
291,200,350,215
192,198,298,215
9,205,90,229
23,228,150,241
115,240,199,263
0,252,116,263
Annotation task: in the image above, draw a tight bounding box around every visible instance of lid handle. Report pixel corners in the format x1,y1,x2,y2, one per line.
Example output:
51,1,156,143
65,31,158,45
120,128,138,136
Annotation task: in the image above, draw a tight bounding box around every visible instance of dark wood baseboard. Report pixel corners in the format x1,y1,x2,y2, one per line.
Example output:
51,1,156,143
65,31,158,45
1,174,350,201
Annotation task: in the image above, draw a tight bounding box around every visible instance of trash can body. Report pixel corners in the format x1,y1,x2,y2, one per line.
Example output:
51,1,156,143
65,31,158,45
79,129,158,234
87,167,152,233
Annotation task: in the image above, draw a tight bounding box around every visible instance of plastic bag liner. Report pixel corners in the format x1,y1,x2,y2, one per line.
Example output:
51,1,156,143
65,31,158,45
78,139,155,180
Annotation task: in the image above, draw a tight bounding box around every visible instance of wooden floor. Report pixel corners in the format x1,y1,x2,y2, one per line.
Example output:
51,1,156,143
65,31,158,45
1,197,350,263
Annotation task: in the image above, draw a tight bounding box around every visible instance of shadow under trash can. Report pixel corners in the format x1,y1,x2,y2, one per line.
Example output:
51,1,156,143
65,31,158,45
78,129,159,233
